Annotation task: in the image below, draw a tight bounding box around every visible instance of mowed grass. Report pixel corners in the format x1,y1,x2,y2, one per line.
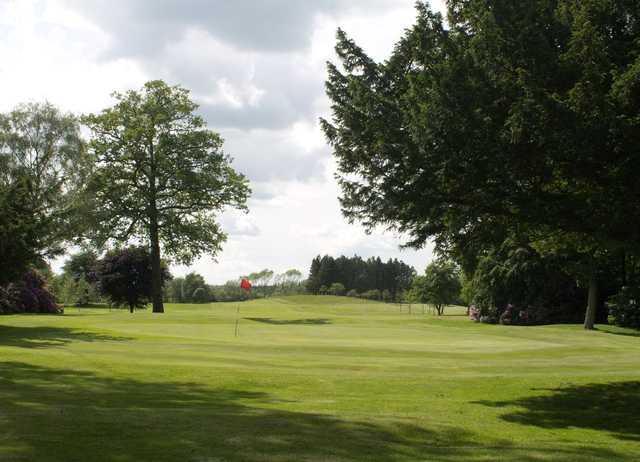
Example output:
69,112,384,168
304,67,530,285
0,296,639,461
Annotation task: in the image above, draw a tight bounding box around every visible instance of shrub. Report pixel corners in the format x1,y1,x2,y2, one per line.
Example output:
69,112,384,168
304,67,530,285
470,239,586,324
381,289,393,302
0,286,14,314
0,270,61,314
328,282,346,296
346,289,359,297
361,289,381,300
608,286,640,329
469,305,481,322
192,287,212,303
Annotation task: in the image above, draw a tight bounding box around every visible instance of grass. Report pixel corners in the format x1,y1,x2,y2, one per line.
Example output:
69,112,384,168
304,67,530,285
0,295,639,461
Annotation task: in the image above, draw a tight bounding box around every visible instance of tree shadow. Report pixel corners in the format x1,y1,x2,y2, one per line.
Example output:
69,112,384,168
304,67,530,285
0,361,628,462
594,326,640,338
245,317,332,325
474,381,640,442
0,325,133,349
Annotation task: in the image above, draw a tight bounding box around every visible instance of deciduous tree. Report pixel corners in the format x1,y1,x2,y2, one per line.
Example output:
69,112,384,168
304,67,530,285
84,81,250,313
411,262,461,316
0,103,89,280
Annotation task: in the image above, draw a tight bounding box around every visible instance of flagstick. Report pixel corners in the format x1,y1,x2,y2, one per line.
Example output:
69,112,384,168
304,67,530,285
234,305,240,337
235,279,252,338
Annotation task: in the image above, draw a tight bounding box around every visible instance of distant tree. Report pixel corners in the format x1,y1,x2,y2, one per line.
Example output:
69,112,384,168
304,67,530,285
84,80,250,313
418,262,461,316
192,286,212,303
306,257,322,294
280,269,303,293
166,277,185,303
247,269,275,297
328,282,346,296
273,269,304,295
306,254,415,296
361,289,381,301
181,272,208,303
95,247,171,313
60,250,100,305
213,280,250,302
382,289,393,303
55,274,100,307
408,276,428,305
62,251,98,282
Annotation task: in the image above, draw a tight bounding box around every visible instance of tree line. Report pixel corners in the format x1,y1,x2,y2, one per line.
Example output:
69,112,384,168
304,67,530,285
49,246,307,310
166,268,305,303
306,255,415,301
323,1,640,329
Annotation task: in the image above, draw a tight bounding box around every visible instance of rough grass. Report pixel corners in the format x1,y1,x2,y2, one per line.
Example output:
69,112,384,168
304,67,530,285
0,295,639,461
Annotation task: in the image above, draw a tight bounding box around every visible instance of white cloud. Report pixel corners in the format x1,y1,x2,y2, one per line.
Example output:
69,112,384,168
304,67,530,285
0,0,147,113
2,0,445,284
178,175,434,284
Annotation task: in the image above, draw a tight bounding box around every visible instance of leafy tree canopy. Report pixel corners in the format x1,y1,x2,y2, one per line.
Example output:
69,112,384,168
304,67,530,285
0,103,89,275
84,80,251,313
410,261,461,315
0,178,42,285
62,250,99,283
322,1,640,328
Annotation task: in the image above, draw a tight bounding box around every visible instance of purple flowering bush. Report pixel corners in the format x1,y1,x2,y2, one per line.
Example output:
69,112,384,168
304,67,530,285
0,270,62,314
468,305,481,322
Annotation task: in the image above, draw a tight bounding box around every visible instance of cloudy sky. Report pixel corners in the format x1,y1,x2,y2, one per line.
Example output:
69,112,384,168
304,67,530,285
0,0,445,284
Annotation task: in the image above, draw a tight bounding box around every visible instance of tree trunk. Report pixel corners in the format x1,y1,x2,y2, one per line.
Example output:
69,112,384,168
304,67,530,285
148,140,164,314
584,271,598,330
149,216,164,314
129,303,134,314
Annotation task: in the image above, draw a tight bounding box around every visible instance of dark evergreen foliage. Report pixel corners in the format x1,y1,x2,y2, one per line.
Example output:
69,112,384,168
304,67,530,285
306,255,415,300
323,1,640,328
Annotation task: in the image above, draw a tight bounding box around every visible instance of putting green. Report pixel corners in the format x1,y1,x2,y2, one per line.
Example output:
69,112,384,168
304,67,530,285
0,295,638,461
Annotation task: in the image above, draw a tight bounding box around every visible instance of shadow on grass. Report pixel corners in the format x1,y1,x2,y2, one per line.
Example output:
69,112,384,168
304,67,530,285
245,317,332,326
0,325,132,348
594,326,640,338
0,362,628,462
474,382,640,442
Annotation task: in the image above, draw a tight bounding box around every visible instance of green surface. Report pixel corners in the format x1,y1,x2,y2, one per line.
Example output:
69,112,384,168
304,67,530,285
0,295,638,461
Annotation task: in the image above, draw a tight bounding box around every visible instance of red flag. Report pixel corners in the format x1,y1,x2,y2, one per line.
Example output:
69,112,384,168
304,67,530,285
240,278,252,291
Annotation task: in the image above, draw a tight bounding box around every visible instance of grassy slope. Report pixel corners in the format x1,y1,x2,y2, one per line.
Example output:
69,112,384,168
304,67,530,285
0,295,638,461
